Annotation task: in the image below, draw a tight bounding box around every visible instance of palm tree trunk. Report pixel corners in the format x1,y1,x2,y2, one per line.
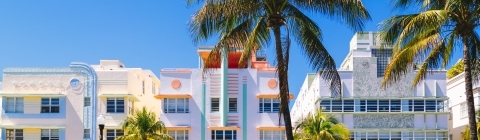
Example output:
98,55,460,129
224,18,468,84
272,26,294,140
462,36,478,140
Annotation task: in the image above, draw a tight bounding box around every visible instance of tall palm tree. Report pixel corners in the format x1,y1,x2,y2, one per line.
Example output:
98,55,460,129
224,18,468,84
379,0,480,139
116,106,172,140
187,0,370,139
294,108,350,140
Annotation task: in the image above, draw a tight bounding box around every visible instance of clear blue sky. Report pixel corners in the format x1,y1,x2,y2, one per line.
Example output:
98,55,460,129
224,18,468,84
0,1,461,107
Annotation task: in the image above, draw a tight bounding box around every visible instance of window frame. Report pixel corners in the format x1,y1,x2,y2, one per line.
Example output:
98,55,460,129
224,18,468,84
41,129,60,140
6,129,23,140
106,129,124,140
211,130,237,140
84,129,90,139
84,97,91,107
5,97,24,113
229,98,237,112
106,97,125,113
41,97,60,113
461,103,468,118
259,98,280,113
211,98,220,112
259,130,286,140
168,130,189,140
163,98,190,113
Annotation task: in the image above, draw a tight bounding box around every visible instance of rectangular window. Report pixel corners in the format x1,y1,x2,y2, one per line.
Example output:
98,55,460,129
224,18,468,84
84,129,90,139
319,100,331,112
128,100,134,115
107,97,125,113
259,130,285,140
41,98,60,113
142,81,145,94
211,98,220,112
84,97,91,107
461,103,468,118
229,98,237,112
211,130,237,140
331,100,343,112
343,100,354,112
425,100,437,112
366,100,378,112
390,100,401,112
6,97,24,113
168,130,189,140
152,82,156,94
106,129,124,140
378,100,389,112
259,98,280,113
163,98,189,113
413,100,425,112
41,129,59,140
6,129,23,140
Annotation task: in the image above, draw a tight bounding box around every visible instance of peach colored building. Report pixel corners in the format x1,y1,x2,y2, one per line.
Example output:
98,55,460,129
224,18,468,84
0,60,160,140
158,46,293,140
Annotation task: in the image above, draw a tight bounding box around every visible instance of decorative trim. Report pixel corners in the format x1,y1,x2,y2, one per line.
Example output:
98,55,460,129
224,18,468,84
166,126,191,130
242,84,247,140
207,126,240,130
171,79,182,89
256,94,294,99
267,79,277,89
256,126,292,130
0,93,65,97
0,125,65,128
154,94,191,99
98,93,139,101
201,83,206,140
160,68,192,73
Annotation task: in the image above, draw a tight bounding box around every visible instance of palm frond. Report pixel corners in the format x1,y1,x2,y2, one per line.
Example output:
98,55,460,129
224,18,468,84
291,0,371,31
284,4,341,96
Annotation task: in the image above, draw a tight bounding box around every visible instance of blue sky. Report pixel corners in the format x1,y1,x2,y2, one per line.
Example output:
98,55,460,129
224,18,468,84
0,1,462,107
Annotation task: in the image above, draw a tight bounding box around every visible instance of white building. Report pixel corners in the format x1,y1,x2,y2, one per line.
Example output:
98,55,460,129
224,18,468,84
0,60,160,140
291,32,449,140
446,70,480,140
158,47,293,140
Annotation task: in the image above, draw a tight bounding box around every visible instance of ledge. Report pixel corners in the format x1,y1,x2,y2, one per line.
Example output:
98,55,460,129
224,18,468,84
322,112,450,115
349,128,448,132
256,126,293,130
160,68,192,73
0,125,65,129
0,93,66,97
154,94,191,99
257,94,294,99
207,126,240,130
167,126,191,130
98,93,139,101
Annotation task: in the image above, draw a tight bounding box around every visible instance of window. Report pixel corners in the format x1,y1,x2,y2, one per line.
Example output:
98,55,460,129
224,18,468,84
259,130,285,140
461,103,468,118
6,97,24,113
425,100,436,112
259,98,280,113
6,129,23,140
41,129,59,140
152,82,156,94
41,98,60,113
106,129,124,140
84,97,91,107
128,99,134,115
211,130,236,140
164,98,190,113
107,97,124,113
372,49,392,77
211,98,220,112
142,81,145,94
168,130,189,140
390,100,401,112
229,98,237,112
84,129,90,139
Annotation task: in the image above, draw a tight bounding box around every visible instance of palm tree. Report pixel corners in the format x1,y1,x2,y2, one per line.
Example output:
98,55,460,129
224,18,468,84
116,106,172,140
379,1,480,139
187,0,370,139
462,109,480,140
294,108,350,140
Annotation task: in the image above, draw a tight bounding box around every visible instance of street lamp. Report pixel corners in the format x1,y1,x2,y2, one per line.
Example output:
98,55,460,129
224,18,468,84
97,114,106,140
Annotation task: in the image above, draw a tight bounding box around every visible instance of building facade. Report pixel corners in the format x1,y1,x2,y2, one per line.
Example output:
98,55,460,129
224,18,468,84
291,32,450,140
158,47,293,140
447,71,480,140
0,60,160,140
